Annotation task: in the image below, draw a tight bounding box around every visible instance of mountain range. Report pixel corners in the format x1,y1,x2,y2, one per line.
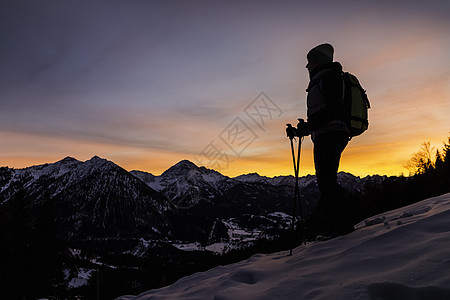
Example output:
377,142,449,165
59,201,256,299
0,156,387,298
0,156,386,242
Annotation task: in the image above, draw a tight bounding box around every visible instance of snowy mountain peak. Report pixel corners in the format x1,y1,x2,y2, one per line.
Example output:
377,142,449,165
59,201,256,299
163,160,231,184
160,160,201,179
86,155,108,164
234,173,267,183
6,156,123,193
167,160,198,172
81,156,119,172
58,156,80,164
14,156,82,182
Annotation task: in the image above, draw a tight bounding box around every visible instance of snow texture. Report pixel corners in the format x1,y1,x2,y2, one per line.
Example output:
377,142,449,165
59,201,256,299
67,268,93,289
117,193,450,300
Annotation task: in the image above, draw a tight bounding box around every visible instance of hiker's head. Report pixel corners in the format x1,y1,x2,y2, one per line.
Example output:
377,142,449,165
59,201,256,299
306,43,334,72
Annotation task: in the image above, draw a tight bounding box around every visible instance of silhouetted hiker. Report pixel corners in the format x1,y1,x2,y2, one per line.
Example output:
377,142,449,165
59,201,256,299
305,43,354,236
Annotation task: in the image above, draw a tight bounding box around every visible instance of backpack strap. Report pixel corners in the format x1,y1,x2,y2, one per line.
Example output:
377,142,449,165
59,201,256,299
307,69,345,109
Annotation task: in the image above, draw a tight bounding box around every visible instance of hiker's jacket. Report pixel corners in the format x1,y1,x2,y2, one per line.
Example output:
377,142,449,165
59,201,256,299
306,62,349,142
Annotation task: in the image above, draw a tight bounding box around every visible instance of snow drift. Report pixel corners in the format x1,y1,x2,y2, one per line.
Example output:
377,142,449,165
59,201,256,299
117,193,450,300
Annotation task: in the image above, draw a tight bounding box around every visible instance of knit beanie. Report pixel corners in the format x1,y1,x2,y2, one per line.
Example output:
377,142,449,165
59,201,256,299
307,43,334,64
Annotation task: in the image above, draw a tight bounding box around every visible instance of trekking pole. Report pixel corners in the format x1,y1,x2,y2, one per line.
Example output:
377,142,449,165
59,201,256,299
286,124,304,256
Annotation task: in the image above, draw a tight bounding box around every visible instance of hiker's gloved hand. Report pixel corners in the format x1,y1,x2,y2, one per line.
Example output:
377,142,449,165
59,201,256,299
286,124,297,139
297,119,310,137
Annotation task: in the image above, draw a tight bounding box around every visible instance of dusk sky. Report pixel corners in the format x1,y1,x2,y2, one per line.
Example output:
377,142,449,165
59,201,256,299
1,0,449,177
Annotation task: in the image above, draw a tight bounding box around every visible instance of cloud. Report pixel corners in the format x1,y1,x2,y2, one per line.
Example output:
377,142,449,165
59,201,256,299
1,0,449,177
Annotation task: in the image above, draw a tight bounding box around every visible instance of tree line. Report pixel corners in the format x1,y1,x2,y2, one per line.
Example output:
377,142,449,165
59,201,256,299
349,134,450,222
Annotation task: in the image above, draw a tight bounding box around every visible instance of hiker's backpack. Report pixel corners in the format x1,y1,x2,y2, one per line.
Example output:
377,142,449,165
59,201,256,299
342,72,370,139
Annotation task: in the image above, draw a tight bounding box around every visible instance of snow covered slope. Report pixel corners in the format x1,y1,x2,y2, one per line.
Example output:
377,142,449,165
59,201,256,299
117,193,450,300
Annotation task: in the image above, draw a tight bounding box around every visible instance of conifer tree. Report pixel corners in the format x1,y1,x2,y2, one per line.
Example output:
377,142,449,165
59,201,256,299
443,134,450,167
435,149,444,171
442,134,450,185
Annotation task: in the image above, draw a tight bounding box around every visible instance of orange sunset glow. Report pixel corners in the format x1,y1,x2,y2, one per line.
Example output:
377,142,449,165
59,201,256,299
1,1,449,178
